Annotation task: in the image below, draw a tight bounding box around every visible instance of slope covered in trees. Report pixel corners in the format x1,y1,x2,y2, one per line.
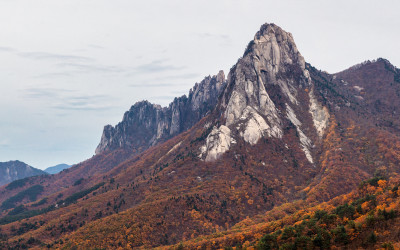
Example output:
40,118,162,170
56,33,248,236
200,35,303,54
164,175,400,249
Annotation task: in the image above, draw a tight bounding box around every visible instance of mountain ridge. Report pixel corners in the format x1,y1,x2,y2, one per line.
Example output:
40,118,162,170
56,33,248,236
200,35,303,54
95,70,226,155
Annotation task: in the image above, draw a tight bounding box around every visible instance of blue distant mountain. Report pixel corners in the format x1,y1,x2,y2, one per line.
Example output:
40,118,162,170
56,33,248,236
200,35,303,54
0,160,47,186
44,163,71,174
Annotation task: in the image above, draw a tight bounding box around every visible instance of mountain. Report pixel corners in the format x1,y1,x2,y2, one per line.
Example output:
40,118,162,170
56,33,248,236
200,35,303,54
44,164,71,174
333,58,400,132
95,70,226,154
0,161,47,186
199,23,328,163
0,23,400,249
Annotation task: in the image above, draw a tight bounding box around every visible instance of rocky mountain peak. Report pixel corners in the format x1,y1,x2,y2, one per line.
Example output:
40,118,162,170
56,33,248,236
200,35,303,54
200,23,329,163
216,70,225,83
221,23,311,121
249,23,309,84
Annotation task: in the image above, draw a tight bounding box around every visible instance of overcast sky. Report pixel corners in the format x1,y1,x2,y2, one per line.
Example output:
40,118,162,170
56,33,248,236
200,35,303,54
0,0,399,170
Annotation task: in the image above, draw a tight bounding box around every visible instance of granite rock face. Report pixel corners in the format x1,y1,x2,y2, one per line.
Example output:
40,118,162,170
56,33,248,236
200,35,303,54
199,23,329,162
199,125,236,161
95,72,226,154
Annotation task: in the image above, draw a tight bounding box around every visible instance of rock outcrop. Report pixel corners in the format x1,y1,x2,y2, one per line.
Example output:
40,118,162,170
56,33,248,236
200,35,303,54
199,23,330,162
95,71,227,154
199,125,236,161
0,161,47,186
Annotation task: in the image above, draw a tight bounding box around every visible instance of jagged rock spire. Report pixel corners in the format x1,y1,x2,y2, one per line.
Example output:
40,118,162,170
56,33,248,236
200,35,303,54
200,23,329,162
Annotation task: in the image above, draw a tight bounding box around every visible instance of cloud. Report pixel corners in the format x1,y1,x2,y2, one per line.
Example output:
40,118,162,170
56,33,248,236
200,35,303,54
0,139,9,147
0,47,96,68
24,87,75,99
198,33,230,40
198,33,231,44
152,73,201,81
87,44,105,49
7,48,130,77
64,94,112,106
57,62,124,73
133,59,185,74
23,87,116,111
3,47,185,78
34,62,127,78
34,72,75,79
54,94,117,111
129,82,185,88
20,52,93,62
52,104,116,111
54,97,117,111
0,46,16,52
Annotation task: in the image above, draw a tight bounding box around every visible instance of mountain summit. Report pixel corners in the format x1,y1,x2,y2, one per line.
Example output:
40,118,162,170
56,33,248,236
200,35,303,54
199,23,329,163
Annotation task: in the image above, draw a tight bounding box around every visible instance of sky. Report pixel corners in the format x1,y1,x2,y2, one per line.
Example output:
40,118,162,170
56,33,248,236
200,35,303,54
0,0,399,170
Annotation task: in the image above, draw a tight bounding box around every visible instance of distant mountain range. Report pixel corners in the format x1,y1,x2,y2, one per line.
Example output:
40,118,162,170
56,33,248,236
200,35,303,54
0,161,47,186
44,164,71,174
1,23,400,249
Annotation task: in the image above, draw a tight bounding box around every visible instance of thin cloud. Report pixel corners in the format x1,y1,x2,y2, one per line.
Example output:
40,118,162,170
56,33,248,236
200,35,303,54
133,60,185,73
35,63,126,78
53,97,117,111
24,87,75,99
198,32,230,40
0,46,16,52
87,44,105,49
0,139,9,147
51,104,116,111
65,95,112,106
57,62,124,73
129,82,186,88
34,72,75,79
54,94,116,111
23,87,116,111
20,52,93,62
152,73,201,81
197,32,232,47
